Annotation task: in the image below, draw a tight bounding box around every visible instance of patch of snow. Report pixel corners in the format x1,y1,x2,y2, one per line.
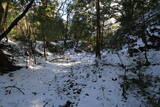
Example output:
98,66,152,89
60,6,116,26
147,25,160,37
134,38,145,49
1,40,159,107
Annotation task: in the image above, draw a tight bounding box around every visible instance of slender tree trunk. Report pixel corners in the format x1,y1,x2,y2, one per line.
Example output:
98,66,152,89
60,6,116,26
1,1,9,29
96,0,101,59
43,34,47,60
2,1,10,42
0,2,4,33
64,9,70,46
142,14,150,65
101,19,105,48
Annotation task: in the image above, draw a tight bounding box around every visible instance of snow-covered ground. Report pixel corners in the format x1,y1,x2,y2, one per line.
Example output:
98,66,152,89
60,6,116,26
0,40,160,107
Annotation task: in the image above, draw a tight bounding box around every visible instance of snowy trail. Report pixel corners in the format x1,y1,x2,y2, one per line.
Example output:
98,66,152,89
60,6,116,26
0,51,142,107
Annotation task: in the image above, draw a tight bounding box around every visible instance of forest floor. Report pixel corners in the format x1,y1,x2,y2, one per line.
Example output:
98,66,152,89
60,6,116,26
0,40,160,107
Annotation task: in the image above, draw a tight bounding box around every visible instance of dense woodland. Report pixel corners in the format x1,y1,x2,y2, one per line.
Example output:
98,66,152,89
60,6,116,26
0,0,160,107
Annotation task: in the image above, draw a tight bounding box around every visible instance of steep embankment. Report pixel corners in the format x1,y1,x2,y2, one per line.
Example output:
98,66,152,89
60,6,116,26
0,41,21,74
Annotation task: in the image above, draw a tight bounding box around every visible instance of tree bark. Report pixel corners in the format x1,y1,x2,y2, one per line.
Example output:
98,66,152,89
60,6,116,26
64,9,70,46
1,1,10,42
2,1,9,30
96,0,101,59
0,0,34,41
0,1,4,32
42,34,47,60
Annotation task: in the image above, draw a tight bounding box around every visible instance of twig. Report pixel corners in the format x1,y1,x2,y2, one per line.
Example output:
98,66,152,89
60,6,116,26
43,102,48,107
101,62,122,67
4,85,25,95
49,56,65,62
56,0,67,16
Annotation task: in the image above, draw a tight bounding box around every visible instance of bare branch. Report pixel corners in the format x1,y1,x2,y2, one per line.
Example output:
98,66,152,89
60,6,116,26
4,85,25,95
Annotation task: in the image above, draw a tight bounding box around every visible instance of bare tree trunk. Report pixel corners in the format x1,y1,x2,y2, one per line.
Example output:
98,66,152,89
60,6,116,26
0,0,34,41
141,14,150,65
43,34,47,60
64,9,70,46
1,1,10,42
101,20,105,47
1,1,9,28
0,2,4,33
96,0,101,59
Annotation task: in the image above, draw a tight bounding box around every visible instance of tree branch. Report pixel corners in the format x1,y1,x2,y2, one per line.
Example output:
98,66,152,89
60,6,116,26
0,0,35,41
4,85,25,95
